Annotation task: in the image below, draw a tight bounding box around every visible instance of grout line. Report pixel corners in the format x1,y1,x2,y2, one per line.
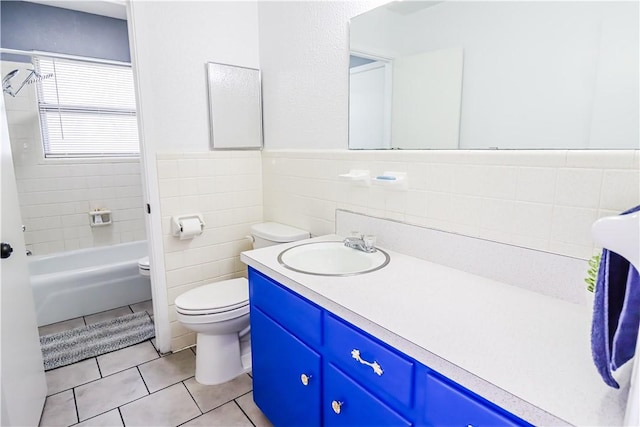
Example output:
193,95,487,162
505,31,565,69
93,342,160,378
69,407,120,427
236,390,253,399
196,394,252,418
136,366,151,395
72,387,80,425
94,357,103,378
234,399,257,427
66,366,139,390
118,407,126,427
181,379,204,414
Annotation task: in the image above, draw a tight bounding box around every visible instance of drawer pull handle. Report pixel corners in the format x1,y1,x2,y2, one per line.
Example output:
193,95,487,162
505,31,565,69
300,373,311,386
331,400,343,414
351,349,383,376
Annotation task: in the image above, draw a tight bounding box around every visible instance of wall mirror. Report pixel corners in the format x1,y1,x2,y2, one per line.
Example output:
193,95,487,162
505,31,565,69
206,62,263,150
349,1,639,150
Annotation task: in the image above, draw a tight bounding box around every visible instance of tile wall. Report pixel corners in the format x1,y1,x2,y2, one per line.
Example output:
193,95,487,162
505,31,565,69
3,61,146,255
262,149,640,260
156,151,262,350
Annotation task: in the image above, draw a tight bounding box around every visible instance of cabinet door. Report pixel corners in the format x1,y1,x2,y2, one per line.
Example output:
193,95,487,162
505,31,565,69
251,307,322,427
423,373,531,427
324,363,413,427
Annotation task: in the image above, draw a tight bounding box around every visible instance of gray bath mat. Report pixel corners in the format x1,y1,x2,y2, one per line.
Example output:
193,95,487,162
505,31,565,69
40,311,155,371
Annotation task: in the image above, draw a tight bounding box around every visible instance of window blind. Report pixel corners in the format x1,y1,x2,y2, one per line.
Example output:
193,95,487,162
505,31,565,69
35,57,140,158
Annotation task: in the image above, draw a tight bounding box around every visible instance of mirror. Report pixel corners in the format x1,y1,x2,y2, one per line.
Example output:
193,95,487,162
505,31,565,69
349,1,639,150
206,62,263,150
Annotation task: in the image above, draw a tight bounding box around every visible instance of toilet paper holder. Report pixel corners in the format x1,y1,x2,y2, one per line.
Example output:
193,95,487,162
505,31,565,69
171,214,206,238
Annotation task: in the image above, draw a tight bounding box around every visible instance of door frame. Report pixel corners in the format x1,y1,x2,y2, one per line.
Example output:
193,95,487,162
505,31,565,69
349,50,393,149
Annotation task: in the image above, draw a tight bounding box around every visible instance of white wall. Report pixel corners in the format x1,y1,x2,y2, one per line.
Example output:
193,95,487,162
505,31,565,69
2,61,146,255
128,1,260,153
262,149,639,260
127,1,261,352
258,1,387,150
157,151,262,350
257,1,639,260
126,1,638,350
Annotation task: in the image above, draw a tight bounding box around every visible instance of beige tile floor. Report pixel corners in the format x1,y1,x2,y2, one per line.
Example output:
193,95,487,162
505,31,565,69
38,302,271,427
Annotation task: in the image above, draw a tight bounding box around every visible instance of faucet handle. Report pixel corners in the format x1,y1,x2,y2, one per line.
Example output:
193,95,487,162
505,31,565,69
363,235,376,251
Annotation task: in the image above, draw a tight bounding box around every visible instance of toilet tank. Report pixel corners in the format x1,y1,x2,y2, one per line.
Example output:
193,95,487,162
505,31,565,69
250,222,310,249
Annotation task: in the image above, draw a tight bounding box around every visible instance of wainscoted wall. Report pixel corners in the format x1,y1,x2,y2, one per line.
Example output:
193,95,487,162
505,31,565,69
2,61,146,255
156,151,262,350
262,149,640,260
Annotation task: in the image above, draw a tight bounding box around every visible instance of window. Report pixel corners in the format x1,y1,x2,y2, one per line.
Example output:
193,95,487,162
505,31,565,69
35,57,139,158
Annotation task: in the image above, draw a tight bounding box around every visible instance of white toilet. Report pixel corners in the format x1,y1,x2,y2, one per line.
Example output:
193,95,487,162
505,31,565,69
174,222,309,385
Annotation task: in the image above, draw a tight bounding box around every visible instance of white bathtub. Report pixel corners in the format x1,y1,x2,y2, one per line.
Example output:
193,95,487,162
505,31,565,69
29,241,152,327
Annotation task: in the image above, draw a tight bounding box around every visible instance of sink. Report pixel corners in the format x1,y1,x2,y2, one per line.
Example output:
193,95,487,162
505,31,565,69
277,241,390,276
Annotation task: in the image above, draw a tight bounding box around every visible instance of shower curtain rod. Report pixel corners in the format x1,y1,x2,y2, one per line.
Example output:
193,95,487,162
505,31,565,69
0,48,131,67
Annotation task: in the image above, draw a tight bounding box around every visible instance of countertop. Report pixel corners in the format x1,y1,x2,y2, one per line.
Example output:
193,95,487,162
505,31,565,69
240,235,631,426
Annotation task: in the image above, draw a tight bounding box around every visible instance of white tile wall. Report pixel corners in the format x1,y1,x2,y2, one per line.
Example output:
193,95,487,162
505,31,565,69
156,151,262,350
262,149,640,260
2,61,147,255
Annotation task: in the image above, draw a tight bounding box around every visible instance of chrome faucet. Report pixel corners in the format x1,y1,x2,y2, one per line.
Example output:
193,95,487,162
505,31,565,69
343,235,377,253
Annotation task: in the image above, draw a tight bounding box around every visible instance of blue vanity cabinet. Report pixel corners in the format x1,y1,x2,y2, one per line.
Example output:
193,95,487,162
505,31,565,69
248,267,532,427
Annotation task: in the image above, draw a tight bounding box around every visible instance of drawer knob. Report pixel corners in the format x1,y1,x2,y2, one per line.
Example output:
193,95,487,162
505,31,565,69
351,349,384,376
300,373,312,386
331,400,343,414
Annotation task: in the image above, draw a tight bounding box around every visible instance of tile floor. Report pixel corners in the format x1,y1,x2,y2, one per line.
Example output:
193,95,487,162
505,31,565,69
38,301,271,427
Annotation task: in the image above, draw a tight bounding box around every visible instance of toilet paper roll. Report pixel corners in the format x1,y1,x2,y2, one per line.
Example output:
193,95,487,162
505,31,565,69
179,218,203,240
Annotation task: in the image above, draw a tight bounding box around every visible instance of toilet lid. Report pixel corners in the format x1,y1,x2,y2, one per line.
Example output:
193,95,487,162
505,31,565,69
175,278,249,314
138,257,149,269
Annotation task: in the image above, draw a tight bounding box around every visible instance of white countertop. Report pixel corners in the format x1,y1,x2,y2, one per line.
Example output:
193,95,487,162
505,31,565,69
241,235,631,426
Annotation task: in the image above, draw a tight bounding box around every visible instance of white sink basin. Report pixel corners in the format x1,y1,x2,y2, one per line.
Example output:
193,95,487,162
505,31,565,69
277,241,390,276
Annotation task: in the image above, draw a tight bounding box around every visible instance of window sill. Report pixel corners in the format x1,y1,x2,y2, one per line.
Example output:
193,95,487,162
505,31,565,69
39,156,141,165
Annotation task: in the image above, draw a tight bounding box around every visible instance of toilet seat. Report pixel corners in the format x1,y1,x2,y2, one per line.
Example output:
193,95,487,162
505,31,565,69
175,278,248,316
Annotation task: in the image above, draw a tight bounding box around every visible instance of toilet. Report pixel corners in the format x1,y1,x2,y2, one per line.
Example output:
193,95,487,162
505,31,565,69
175,222,309,385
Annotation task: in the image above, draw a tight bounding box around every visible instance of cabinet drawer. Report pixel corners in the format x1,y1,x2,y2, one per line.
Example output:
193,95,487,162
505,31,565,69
324,363,412,427
423,373,531,427
249,268,322,346
325,314,414,407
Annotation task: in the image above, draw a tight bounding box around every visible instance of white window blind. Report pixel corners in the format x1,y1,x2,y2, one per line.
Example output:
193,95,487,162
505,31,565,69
35,57,139,158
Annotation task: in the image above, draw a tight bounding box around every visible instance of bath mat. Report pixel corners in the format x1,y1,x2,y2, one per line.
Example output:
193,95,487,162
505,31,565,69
40,311,155,371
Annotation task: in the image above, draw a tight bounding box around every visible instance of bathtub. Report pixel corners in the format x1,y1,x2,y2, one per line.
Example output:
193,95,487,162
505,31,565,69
29,241,152,327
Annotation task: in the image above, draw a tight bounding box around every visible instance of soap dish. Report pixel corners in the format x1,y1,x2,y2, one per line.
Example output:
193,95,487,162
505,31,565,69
372,171,408,190
89,210,112,227
339,169,371,187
